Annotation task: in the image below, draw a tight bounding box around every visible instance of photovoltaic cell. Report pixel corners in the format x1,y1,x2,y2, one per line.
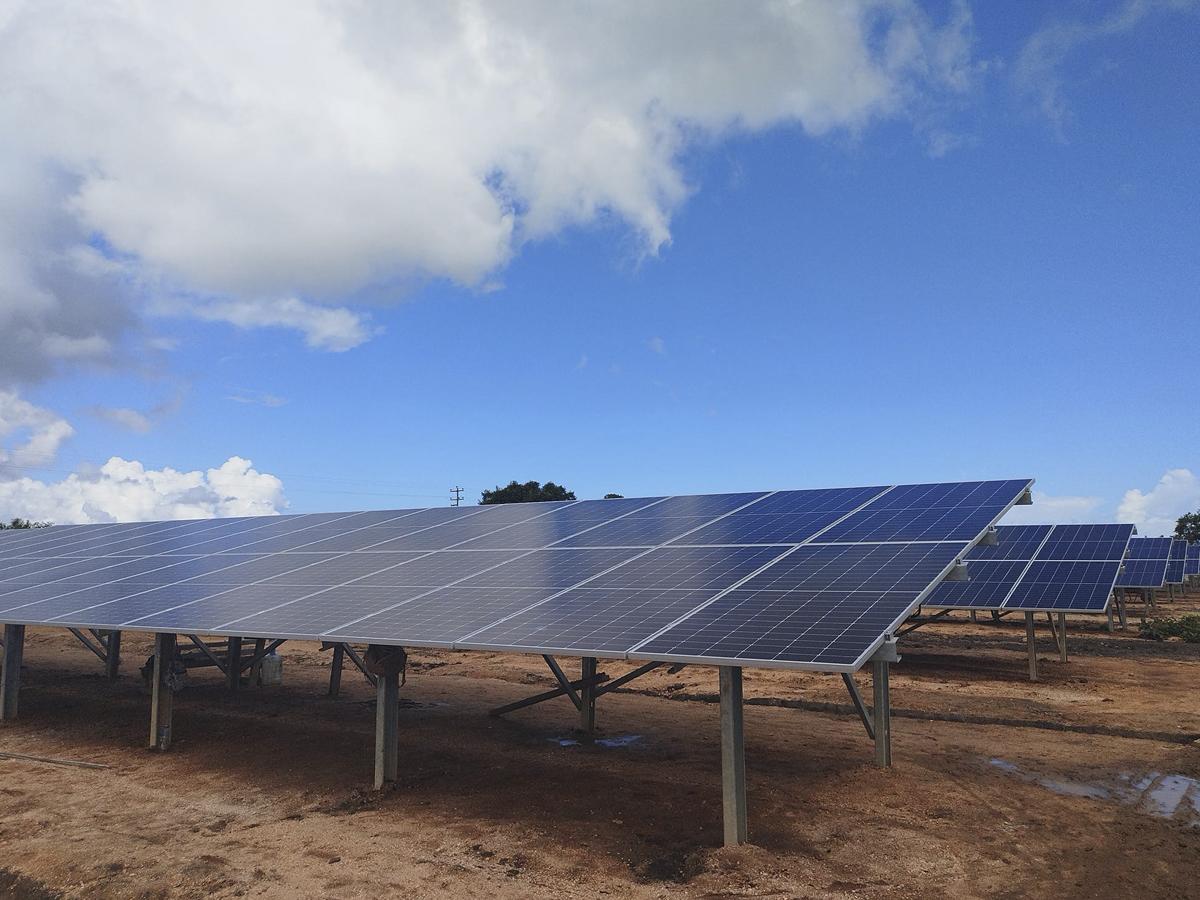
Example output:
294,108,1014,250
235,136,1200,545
1166,539,1187,584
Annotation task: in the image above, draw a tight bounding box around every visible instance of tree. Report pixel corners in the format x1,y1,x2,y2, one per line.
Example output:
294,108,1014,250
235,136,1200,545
1176,512,1200,543
603,493,624,499
0,517,51,530
480,480,576,504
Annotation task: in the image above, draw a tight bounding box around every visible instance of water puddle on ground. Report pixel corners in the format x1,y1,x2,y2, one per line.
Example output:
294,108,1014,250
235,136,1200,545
553,734,644,749
988,758,1200,827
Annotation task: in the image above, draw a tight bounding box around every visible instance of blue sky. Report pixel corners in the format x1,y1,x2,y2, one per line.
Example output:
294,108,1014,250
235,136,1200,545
1,1,1197,534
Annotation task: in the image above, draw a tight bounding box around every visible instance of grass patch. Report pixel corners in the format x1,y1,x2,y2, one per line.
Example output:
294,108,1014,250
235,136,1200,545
1140,614,1200,643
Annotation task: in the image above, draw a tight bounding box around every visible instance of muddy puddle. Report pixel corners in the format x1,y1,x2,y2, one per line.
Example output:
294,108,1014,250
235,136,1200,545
989,757,1200,826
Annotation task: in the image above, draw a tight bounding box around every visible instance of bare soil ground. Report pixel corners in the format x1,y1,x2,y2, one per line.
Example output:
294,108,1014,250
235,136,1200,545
2,593,1199,899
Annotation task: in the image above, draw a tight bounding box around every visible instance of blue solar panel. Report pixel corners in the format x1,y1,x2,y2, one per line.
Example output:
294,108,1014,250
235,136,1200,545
1166,539,1187,583
961,524,1052,562
817,480,1033,543
1186,543,1200,577
1115,537,1171,588
925,559,1030,608
927,522,1134,612
1004,561,1126,610
0,478,1033,672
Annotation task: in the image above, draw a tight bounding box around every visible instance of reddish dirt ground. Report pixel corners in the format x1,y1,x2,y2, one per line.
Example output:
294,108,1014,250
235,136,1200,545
2,593,1199,898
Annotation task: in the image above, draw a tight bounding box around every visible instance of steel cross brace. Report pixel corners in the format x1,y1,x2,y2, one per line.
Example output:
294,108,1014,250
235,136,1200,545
68,628,109,663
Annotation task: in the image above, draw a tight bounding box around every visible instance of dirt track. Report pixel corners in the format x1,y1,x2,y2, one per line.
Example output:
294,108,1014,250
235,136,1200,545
1,596,1199,899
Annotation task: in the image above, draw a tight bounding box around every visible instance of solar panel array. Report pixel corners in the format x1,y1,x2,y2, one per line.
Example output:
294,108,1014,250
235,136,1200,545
1166,538,1187,584
1115,536,1173,589
1186,542,1200,578
0,479,1031,672
926,523,1135,613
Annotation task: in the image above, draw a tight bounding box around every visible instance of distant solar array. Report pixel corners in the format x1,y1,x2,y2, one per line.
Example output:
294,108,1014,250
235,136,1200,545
1186,542,1200,577
0,479,1032,672
926,523,1135,613
1115,536,1173,589
1166,538,1188,584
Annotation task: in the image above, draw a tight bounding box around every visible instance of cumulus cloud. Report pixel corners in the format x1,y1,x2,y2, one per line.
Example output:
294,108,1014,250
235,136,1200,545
0,0,980,380
0,456,287,524
1001,490,1104,525
1117,468,1200,537
0,390,75,470
1015,0,1198,135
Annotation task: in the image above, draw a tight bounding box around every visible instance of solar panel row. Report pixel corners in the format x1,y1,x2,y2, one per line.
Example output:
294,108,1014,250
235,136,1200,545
1115,536,1172,589
0,479,1033,672
926,523,1135,612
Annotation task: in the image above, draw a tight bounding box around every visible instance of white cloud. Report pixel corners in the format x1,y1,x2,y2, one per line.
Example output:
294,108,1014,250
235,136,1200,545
0,0,980,378
1014,0,1197,135
0,456,287,524
191,297,374,352
647,337,666,355
1001,490,1103,525
90,406,153,434
0,390,75,470
226,390,288,408
1117,468,1200,537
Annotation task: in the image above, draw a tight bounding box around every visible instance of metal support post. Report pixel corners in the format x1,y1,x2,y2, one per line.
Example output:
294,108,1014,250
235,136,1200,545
367,645,406,790
871,638,898,768
1056,613,1067,663
719,666,747,846
105,630,121,680
1106,601,1114,633
227,636,243,692
1118,590,1128,630
329,643,345,697
1025,612,1038,682
1,624,25,721
579,657,597,735
149,633,177,750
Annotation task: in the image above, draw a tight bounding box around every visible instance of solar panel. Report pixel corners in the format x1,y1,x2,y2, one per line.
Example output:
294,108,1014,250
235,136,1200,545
1115,536,1172,588
926,523,1135,613
0,478,1032,673
1166,538,1187,584
1186,542,1200,577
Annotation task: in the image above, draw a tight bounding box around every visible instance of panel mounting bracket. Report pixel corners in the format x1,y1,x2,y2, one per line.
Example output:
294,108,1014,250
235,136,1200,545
869,637,901,664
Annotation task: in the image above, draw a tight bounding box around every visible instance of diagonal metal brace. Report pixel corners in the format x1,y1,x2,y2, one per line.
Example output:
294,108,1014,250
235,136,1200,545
185,634,230,674
542,655,581,710
841,673,875,740
238,638,286,674
489,670,610,718
594,660,666,696
68,628,108,663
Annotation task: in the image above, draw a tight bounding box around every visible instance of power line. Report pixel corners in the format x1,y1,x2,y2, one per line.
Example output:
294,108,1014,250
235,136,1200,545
450,486,464,507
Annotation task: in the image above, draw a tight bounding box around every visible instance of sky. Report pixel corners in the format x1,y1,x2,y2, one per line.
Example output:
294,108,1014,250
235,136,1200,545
0,1,1197,535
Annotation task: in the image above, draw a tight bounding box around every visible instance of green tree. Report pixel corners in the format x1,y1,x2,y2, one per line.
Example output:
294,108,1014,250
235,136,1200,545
603,493,624,499
1175,512,1200,543
480,480,576,504
0,517,51,530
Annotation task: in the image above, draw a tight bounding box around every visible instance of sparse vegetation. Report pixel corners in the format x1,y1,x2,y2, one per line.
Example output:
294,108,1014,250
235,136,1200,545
0,517,51,530
1140,615,1200,643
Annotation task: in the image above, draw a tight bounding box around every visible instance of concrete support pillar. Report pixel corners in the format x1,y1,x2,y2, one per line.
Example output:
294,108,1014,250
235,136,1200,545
367,644,406,790
1025,612,1038,682
1,624,25,722
149,633,177,750
719,665,747,847
226,636,243,692
579,657,597,735
104,630,121,680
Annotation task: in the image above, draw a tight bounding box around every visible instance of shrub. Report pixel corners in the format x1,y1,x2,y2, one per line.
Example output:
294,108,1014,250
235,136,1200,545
1140,615,1200,643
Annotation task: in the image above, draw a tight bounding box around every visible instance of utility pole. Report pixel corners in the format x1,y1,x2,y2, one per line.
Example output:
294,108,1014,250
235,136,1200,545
450,486,463,507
